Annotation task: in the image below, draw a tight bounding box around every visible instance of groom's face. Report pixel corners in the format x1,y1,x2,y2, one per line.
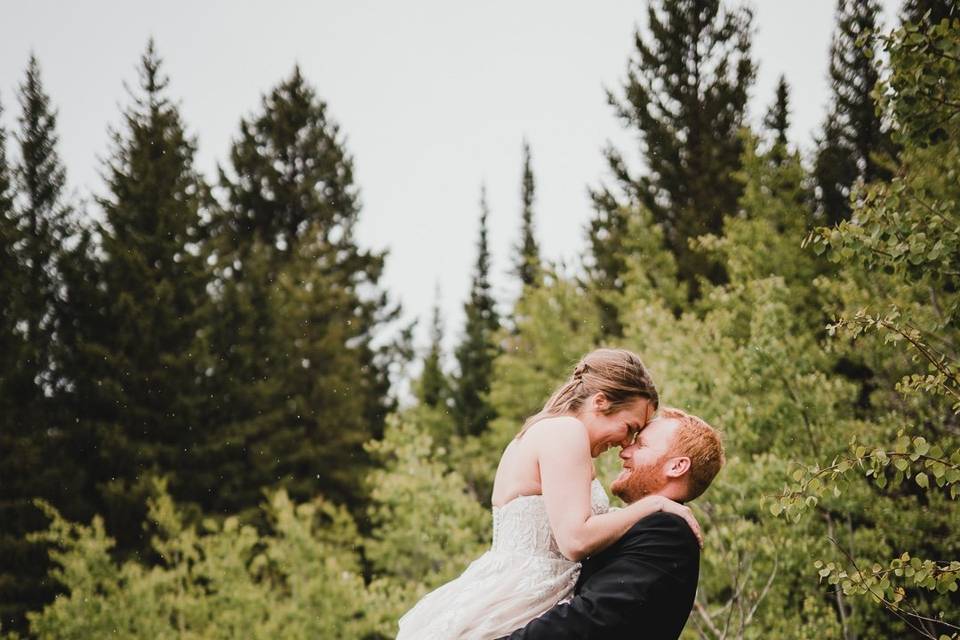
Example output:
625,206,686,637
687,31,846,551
610,417,679,503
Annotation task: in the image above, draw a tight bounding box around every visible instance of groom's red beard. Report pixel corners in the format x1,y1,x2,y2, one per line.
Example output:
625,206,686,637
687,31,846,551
611,457,668,504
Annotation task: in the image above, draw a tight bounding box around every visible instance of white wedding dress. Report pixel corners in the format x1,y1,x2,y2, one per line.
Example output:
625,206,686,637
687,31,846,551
396,479,610,639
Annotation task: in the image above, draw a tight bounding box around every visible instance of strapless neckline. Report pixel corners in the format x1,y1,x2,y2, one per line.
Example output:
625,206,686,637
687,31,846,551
492,478,604,512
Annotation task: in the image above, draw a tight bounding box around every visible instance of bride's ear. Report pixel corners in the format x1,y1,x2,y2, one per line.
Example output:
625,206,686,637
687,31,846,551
591,392,609,412
665,456,691,478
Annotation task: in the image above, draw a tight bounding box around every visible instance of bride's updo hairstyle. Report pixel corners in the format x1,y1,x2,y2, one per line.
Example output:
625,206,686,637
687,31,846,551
516,348,659,438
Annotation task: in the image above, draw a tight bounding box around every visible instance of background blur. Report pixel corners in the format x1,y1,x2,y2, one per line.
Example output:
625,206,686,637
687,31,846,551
1,1,958,638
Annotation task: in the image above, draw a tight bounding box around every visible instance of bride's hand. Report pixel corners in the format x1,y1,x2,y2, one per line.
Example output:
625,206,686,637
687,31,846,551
654,497,703,548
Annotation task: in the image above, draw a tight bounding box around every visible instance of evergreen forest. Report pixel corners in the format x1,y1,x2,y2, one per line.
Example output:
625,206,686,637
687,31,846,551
1,1,959,638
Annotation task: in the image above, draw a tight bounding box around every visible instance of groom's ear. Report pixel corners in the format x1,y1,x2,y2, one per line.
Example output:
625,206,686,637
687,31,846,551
664,456,691,478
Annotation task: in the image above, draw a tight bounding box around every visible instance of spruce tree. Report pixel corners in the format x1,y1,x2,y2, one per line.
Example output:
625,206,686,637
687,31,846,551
764,75,791,163
211,67,395,511
0,94,36,634
216,66,364,271
0,59,76,632
514,140,541,288
12,54,71,396
453,187,500,437
418,296,449,409
0,100,19,391
0,98,13,215
59,41,215,547
586,197,631,337
814,0,894,225
591,0,755,307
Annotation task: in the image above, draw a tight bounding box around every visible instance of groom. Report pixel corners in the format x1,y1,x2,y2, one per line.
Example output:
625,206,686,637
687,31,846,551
499,407,724,640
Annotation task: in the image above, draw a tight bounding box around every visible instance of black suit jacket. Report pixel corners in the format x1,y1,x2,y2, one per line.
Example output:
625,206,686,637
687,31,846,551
500,512,700,640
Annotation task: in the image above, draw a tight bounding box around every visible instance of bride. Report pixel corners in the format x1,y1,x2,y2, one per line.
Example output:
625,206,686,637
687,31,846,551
397,348,701,639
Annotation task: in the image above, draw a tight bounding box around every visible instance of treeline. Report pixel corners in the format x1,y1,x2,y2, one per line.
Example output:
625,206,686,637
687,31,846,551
0,42,403,631
2,0,960,638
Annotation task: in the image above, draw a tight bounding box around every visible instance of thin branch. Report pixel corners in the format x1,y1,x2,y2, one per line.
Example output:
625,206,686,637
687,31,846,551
874,319,960,403
694,598,724,640
828,537,960,637
743,556,778,626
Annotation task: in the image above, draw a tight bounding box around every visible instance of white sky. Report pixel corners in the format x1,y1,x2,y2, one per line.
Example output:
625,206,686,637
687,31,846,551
1,0,899,359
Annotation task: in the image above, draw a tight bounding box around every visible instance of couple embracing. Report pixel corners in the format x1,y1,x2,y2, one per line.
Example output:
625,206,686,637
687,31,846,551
398,348,725,639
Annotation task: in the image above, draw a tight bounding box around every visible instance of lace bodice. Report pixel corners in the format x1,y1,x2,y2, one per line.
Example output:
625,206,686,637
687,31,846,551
491,478,610,558
397,479,610,639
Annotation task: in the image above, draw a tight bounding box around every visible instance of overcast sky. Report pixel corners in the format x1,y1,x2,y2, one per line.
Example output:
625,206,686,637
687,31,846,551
1,0,900,358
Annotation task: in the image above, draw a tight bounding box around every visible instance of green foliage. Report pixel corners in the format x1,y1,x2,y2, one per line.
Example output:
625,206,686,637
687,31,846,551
71,41,215,538
365,417,489,585
11,413,490,640
514,140,541,288
783,16,960,638
21,480,379,639
618,272,868,638
900,0,958,28
215,66,362,265
7,10,960,640
0,56,78,633
417,299,451,411
763,75,791,164
592,0,755,302
208,65,397,512
814,0,895,225
452,187,500,437
764,75,791,148
697,134,823,324
12,54,72,379
452,269,604,502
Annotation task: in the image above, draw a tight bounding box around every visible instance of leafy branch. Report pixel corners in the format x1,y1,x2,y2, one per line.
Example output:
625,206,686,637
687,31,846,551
828,309,960,412
769,433,960,523
817,541,960,640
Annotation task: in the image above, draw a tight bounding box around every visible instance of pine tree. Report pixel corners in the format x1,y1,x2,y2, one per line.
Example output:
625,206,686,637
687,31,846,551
0,59,76,632
253,227,384,508
764,75,791,163
0,100,19,396
586,198,631,337
58,41,215,548
900,0,958,27
814,0,895,225
452,187,500,437
591,0,755,307
0,93,37,634
216,66,363,271
12,54,71,396
514,140,541,288
417,296,449,409
210,67,395,511
0,98,13,216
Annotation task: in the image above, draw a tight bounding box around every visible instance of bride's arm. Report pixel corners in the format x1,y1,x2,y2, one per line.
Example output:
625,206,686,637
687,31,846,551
533,418,700,562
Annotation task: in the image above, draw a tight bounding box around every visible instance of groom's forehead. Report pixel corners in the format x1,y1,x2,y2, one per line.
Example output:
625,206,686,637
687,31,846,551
639,416,679,442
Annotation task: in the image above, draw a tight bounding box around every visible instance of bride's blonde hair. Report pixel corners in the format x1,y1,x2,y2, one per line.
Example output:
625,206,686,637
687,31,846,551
516,348,659,438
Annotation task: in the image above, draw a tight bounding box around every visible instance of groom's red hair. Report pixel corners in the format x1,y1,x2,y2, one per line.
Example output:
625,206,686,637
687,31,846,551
659,407,724,501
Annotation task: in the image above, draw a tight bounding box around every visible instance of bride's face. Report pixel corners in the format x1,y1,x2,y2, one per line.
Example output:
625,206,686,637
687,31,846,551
583,394,655,458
